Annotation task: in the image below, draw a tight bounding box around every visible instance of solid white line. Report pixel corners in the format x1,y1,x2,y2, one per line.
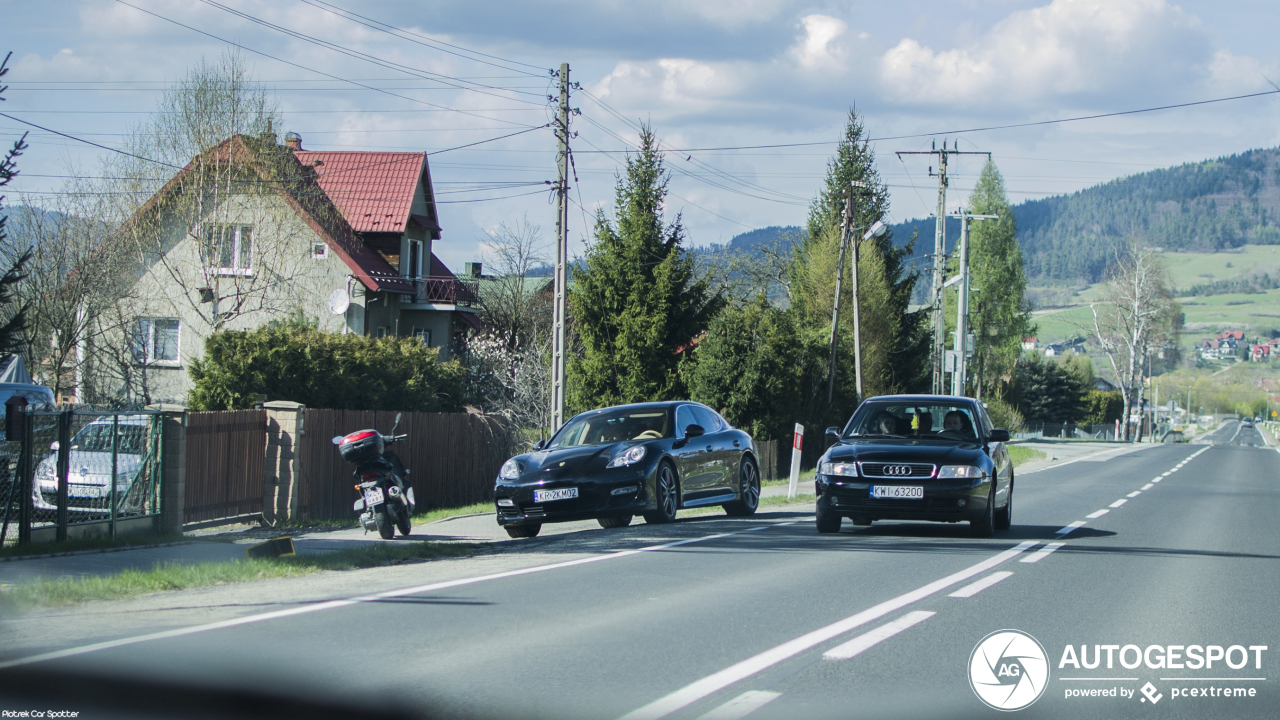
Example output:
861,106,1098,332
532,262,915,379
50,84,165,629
694,691,782,720
616,541,1040,720
949,571,1014,598
1127,491,1141,498
1020,542,1065,564
0,524,785,670
1060,677,1140,681
1141,484,1154,490
1019,445,1136,475
823,611,936,660
1229,423,1243,444
1110,499,1128,508
1086,509,1109,519
1056,521,1086,535
1159,678,1267,681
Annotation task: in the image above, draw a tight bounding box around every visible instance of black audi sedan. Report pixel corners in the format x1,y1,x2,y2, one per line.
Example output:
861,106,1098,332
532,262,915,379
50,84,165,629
815,395,1013,537
494,402,761,538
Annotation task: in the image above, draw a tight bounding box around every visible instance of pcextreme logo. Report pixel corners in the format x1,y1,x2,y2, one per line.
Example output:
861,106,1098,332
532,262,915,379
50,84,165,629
969,629,1051,711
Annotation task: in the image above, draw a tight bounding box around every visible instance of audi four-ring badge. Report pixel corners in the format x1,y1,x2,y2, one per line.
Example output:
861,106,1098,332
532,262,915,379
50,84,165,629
814,395,1015,537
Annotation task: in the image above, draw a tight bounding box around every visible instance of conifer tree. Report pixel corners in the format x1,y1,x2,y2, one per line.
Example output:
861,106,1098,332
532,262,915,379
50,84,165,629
966,160,1034,399
567,125,721,410
0,53,30,358
788,108,928,429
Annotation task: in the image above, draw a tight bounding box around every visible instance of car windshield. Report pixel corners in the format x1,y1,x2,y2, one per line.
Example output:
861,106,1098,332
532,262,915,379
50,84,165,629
549,408,670,448
844,402,980,442
70,422,148,454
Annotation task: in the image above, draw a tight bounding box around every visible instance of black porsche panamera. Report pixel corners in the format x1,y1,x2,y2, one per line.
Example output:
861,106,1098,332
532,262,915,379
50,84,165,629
815,395,1014,537
494,402,761,538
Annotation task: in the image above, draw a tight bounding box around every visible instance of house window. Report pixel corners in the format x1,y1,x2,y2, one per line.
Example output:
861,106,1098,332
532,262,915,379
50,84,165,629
133,318,180,365
203,224,253,274
412,328,431,347
311,242,328,260
407,240,422,279
376,326,388,338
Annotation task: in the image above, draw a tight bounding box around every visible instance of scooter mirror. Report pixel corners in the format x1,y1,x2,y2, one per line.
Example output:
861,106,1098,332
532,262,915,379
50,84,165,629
331,436,343,445
391,412,402,434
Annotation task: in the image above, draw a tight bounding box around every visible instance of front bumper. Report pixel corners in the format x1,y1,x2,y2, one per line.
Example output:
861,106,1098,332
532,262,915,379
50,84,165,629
494,465,655,526
817,475,991,522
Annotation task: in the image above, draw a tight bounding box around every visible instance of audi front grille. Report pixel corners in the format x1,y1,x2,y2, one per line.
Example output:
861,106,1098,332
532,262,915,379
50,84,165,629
858,463,937,479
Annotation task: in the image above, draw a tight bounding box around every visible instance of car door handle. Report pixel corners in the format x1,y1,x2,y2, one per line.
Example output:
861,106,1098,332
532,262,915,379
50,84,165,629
733,440,740,447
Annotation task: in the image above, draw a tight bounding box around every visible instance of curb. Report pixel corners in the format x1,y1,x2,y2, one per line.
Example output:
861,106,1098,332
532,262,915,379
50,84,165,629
1,541,195,564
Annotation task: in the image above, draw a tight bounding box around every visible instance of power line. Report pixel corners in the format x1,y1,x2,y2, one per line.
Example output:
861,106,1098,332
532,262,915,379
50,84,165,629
193,0,547,102
298,0,548,76
0,112,181,170
112,0,538,129
569,89,1280,154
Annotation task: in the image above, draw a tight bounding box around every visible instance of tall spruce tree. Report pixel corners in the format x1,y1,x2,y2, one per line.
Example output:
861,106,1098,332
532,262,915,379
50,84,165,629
567,125,721,411
966,160,1034,399
789,108,928,430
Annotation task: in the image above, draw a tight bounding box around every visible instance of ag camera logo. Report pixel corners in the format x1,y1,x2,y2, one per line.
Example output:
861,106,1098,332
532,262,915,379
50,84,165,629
969,630,1050,711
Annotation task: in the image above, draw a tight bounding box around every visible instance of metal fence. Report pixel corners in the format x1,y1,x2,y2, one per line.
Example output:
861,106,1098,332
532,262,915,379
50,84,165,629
1,410,164,545
1014,423,1122,441
184,409,267,524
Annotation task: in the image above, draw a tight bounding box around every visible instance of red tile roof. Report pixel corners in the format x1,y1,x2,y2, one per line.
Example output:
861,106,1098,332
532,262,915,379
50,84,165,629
293,151,425,233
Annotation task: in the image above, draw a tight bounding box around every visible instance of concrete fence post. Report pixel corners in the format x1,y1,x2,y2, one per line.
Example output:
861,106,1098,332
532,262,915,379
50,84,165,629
148,404,188,536
263,401,306,522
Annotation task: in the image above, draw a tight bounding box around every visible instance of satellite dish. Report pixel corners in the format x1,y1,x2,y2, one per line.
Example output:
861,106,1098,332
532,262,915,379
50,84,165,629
328,288,350,315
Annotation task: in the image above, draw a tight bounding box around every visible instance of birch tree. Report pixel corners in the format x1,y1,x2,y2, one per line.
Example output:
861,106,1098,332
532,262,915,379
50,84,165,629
1090,244,1178,440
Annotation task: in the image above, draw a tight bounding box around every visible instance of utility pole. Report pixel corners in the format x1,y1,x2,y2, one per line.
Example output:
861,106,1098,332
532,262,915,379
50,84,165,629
946,208,998,396
550,63,570,432
896,141,989,394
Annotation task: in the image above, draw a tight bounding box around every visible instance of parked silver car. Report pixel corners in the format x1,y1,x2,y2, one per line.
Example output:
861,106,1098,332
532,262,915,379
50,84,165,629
33,416,151,513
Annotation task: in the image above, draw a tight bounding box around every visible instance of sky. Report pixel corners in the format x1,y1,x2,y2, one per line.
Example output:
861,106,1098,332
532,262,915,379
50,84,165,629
3,0,1280,272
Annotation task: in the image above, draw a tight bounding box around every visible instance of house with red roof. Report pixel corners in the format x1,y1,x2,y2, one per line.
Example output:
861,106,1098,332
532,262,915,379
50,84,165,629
105,131,480,403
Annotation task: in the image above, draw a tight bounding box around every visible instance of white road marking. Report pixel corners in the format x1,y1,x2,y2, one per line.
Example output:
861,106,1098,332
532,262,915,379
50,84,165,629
616,541,1040,720
1019,445,1138,475
1162,471,1173,477
823,611,936,660
1020,542,1066,564
1127,491,1141,498
949,571,1014,598
694,691,782,720
1086,509,1110,519
1141,484,1154,490
1110,499,1128,508
1229,422,1244,444
0,522,792,670
1056,521,1086,535
1152,478,1162,483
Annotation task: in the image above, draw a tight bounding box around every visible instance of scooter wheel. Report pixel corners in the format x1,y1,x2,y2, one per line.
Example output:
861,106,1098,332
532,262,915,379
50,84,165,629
375,510,395,539
396,511,411,537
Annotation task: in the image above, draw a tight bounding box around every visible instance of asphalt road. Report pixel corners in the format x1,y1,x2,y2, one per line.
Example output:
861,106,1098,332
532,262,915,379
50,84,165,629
2,422,1278,720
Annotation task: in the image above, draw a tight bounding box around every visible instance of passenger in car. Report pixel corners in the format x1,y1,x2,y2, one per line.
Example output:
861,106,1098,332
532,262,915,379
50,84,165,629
943,411,976,439
875,413,899,435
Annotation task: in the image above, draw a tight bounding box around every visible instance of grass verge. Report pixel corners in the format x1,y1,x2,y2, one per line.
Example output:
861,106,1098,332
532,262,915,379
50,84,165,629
0,540,476,609
272,501,495,533
1008,445,1048,467
1,532,188,560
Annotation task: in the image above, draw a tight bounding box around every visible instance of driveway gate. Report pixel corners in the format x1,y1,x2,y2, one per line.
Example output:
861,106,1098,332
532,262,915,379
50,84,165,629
0,410,165,545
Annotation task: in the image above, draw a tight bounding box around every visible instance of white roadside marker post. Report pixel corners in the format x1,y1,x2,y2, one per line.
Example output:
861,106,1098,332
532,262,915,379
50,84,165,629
787,423,804,500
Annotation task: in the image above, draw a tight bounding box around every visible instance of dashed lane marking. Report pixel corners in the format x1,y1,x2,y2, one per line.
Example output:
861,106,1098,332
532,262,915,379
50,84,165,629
949,571,1014,598
1021,542,1066,564
823,611,937,660
1086,509,1110,519
1110,499,1129,508
694,691,782,720
1056,521,1086,535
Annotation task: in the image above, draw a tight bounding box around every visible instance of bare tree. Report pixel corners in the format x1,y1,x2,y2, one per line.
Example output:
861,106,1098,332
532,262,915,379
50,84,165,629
1090,243,1179,440
476,215,550,345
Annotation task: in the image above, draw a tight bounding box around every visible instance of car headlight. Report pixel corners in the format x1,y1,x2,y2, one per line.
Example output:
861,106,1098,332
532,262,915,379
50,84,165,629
36,462,56,487
499,459,521,480
938,465,983,479
606,445,646,468
819,461,858,477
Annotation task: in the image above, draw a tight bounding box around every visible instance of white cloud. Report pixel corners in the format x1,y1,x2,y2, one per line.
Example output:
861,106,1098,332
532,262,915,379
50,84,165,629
793,14,848,68
878,0,1228,107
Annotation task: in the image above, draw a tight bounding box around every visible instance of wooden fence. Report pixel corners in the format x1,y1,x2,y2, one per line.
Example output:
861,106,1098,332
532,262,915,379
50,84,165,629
184,409,267,524
756,439,779,481
298,409,517,520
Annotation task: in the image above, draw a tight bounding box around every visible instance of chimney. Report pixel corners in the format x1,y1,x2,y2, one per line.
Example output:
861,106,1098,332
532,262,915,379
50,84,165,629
284,131,302,151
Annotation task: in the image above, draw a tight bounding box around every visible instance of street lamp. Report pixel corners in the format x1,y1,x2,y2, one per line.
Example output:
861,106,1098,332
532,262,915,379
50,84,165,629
851,220,887,398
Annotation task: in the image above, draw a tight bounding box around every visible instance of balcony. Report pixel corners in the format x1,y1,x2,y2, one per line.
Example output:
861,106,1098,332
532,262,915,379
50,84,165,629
410,275,480,306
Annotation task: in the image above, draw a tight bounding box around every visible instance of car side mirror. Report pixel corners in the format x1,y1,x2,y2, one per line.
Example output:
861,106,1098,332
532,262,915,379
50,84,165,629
534,439,545,450
988,429,1010,443
684,424,705,439
825,427,840,440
